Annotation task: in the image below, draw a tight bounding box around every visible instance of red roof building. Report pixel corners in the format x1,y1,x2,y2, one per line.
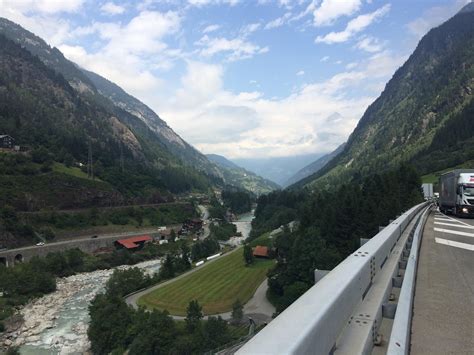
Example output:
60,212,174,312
115,235,152,250
253,245,269,258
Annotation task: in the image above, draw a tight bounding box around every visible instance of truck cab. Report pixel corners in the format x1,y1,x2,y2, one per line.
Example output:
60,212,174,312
439,170,474,217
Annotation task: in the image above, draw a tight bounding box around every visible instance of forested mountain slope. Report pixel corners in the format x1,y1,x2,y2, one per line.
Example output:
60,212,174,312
0,34,214,212
305,5,474,188
0,17,221,177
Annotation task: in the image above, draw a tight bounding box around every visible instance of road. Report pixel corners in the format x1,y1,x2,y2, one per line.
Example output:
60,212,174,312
0,228,159,255
411,210,474,354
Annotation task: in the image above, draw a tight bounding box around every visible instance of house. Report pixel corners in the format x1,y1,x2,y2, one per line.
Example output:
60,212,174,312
253,245,270,258
0,135,15,149
115,235,152,250
157,227,178,241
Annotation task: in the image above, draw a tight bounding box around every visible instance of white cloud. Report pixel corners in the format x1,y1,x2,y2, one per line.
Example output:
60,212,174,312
313,0,362,26
264,12,292,29
320,55,330,62
240,23,261,36
316,4,390,44
345,61,358,69
203,24,220,33
0,0,85,14
187,0,240,7
100,2,125,15
296,70,305,76
159,50,407,159
195,35,269,61
355,35,384,53
58,10,182,105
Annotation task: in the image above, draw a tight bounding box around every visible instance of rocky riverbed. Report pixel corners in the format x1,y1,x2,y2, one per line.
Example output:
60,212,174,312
1,259,161,355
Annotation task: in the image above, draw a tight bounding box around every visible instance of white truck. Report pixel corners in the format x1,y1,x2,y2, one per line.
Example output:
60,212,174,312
439,169,474,216
421,183,434,200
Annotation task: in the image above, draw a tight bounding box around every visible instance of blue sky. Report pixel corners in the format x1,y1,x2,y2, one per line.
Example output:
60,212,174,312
0,0,470,158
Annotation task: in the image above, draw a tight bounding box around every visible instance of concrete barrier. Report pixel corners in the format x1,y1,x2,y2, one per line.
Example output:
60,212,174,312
237,202,428,355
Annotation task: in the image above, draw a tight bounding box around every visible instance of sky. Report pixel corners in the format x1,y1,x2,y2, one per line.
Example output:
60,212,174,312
0,0,471,159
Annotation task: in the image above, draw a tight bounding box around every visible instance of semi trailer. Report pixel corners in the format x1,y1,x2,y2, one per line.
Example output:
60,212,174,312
439,169,474,216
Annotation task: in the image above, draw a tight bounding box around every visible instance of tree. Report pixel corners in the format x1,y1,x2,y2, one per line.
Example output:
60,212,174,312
203,316,231,350
106,268,150,297
243,244,254,266
231,299,244,323
178,243,191,271
159,254,175,280
185,300,203,333
88,295,132,355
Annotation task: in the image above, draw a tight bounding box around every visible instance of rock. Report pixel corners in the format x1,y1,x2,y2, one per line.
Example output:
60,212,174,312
3,339,12,346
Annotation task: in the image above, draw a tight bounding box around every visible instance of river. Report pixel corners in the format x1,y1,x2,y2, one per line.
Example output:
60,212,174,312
15,259,161,355
13,209,254,354
228,209,255,246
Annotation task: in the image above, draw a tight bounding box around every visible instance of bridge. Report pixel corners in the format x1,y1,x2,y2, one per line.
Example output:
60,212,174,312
0,229,158,267
237,202,474,354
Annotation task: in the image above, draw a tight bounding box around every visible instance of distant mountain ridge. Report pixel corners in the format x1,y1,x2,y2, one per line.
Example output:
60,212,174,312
284,143,345,187
234,154,323,186
302,4,474,188
206,154,280,195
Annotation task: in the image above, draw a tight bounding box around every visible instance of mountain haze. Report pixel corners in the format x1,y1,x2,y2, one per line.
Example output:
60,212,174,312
234,154,323,186
206,154,279,195
284,143,346,187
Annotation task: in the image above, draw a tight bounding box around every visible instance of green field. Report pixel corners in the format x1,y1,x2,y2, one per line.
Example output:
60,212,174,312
53,162,96,180
138,248,275,316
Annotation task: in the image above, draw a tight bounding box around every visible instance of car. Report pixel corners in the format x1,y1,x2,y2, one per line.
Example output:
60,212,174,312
36,242,45,246
91,235,98,239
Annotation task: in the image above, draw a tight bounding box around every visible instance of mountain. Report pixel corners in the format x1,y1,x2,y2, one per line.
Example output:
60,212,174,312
233,154,323,186
284,143,346,187
303,5,474,188
81,69,221,176
0,17,220,178
206,154,280,195
0,26,217,211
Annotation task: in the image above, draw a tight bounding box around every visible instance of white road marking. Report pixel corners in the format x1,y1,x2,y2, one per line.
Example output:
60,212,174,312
436,213,473,227
434,222,474,229
435,237,474,251
434,228,474,238
434,217,458,222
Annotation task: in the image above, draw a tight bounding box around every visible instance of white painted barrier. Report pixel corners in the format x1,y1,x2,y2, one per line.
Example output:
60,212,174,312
387,207,431,355
195,260,205,267
237,202,428,355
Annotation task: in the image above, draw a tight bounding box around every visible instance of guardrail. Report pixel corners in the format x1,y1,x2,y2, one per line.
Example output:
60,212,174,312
237,202,429,355
387,206,431,354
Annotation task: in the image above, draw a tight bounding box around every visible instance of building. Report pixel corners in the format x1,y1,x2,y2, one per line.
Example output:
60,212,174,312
115,235,152,250
0,135,15,149
253,245,270,258
183,218,203,231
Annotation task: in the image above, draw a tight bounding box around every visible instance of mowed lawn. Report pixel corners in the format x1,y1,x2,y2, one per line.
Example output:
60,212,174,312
138,248,275,316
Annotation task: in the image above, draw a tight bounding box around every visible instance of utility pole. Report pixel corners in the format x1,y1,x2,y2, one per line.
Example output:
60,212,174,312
88,141,94,179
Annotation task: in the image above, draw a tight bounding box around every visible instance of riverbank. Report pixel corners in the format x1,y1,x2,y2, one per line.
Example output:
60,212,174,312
1,259,161,354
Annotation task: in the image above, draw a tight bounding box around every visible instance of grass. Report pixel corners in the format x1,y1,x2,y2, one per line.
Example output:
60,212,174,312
249,232,273,248
138,248,275,316
52,162,98,180
421,160,474,184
